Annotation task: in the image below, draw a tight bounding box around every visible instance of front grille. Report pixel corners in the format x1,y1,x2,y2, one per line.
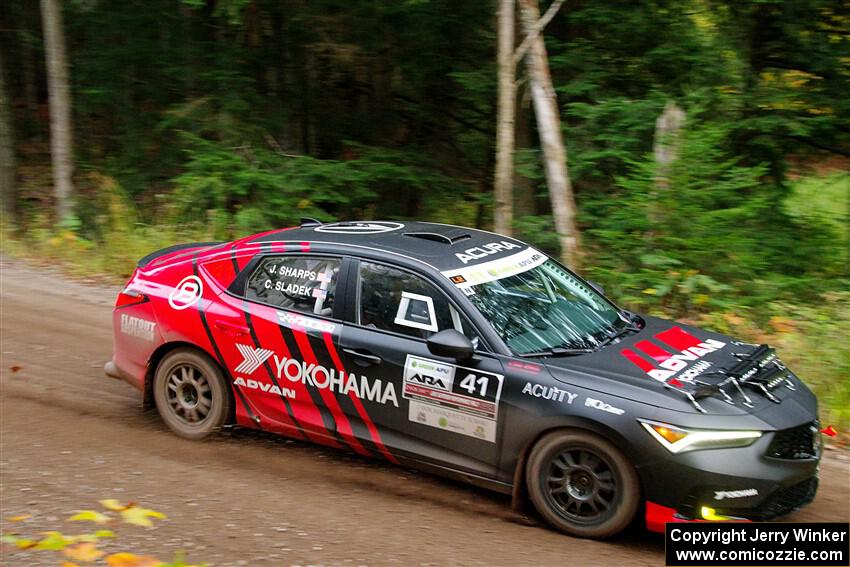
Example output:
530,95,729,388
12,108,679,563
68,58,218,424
767,422,819,460
757,477,818,520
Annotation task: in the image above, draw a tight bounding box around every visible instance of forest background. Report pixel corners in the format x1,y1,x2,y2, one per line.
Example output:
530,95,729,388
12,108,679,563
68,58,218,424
0,0,847,434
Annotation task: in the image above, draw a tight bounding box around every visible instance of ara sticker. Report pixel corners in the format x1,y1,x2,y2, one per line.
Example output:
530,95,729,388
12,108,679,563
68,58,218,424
403,355,504,442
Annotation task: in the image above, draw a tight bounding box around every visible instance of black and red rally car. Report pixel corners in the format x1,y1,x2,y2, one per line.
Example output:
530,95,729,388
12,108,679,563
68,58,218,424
106,220,821,538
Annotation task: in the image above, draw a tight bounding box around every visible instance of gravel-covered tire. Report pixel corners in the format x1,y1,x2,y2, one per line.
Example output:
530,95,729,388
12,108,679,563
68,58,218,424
526,429,639,539
153,348,232,440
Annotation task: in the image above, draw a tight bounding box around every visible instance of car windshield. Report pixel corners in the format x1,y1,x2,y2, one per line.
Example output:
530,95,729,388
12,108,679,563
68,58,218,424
458,255,626,355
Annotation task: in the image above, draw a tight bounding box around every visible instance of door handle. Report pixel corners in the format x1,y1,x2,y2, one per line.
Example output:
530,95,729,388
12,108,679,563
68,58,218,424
214,320,250,337
342,348,382,366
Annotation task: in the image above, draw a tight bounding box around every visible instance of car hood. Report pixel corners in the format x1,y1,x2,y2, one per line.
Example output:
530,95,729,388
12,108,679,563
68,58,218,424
542,315,816,423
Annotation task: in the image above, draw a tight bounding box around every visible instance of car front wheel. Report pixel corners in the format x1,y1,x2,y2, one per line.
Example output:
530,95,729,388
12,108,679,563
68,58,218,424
153,348,232,440
526,429,639,539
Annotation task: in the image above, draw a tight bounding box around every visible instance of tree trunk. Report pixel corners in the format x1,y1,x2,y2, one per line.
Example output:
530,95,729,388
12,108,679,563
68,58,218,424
493,0,516,236
12,0,39,136
514,87,536,218
0,48,16,223
650,100,685,223
40,0,74,223
518,0,581,268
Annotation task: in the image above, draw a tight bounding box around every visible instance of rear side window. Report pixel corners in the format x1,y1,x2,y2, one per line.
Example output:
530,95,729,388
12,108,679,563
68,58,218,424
246,256,340,316
358,261,479,342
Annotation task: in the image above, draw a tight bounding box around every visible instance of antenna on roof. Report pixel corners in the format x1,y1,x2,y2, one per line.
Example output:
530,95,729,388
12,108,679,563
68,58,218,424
300,217,323,227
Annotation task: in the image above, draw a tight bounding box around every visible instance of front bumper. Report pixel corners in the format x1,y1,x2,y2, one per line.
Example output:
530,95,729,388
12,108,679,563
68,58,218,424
640,427,821,532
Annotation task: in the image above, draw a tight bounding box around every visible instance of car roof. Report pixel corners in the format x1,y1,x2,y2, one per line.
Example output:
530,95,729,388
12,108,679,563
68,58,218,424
245,220,534,272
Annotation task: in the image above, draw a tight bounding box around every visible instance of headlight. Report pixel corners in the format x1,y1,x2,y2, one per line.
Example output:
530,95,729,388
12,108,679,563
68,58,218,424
639,420,762,454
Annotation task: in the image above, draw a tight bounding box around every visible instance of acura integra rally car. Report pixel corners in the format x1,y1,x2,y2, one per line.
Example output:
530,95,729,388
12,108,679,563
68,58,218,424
106,220,822,538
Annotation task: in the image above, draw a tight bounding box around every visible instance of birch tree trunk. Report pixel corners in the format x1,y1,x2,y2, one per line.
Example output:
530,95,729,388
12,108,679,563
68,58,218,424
41,0,74,222
518,0,581,267
493,0,516,236
650,101,685,223
0,48,15,222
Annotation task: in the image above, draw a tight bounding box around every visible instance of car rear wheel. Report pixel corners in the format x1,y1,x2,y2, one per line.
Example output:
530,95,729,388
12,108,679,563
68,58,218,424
153,348,232,440
526,429,639,539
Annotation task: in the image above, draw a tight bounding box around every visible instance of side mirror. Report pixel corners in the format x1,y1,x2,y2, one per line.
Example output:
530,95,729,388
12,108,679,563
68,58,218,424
427,329,474,361
588,280,605,296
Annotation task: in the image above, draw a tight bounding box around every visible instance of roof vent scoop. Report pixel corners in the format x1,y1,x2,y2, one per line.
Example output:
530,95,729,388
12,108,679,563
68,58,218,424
300,217,324,227
403,229,472,245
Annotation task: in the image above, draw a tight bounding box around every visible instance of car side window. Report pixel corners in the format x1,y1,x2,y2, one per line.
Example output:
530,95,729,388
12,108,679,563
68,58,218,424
358,261,479,344
246,256,340,316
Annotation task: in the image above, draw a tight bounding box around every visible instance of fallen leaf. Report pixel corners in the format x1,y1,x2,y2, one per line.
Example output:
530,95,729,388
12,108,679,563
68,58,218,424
120,506,167,527
94,529,116,538
105,552,162,567
63,542,105,562
6,514,30,522
9,366,22,373
99,499,133,512
62,562,81,567
69,510,111,524
821,425,838,437
33,531,74,550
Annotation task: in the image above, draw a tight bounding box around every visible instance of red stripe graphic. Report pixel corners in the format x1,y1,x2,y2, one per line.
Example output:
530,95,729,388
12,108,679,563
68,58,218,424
291,327,370,457
236,299,305,439
254,353,306,441
621,348,655,373
323,332,399,464
634,340,673,363
236,243,260,270
655,326,701,351
261,312,342,449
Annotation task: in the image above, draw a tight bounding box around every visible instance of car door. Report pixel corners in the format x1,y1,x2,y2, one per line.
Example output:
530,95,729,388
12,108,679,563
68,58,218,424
208,253,353,449
338,258,506,476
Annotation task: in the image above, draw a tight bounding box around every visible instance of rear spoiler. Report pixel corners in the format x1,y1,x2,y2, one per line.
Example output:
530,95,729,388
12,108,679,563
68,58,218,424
137,242,223,268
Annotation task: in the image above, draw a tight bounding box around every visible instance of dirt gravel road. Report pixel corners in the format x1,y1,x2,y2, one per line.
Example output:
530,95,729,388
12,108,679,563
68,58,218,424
1,257,847,566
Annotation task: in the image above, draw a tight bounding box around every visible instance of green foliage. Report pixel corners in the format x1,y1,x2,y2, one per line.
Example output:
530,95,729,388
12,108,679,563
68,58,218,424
578,118,844,315
171,134,473,236
513,214,560,256
783,171,849,267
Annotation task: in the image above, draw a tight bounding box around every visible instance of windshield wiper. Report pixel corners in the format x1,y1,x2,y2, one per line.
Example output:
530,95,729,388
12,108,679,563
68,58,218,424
593,324,641,351
517,347,595,358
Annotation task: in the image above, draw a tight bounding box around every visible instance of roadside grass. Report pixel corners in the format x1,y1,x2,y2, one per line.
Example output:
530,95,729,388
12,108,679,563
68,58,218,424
696,294,849,441
784,171,849,268
784,171,849,236
1,222,207,282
